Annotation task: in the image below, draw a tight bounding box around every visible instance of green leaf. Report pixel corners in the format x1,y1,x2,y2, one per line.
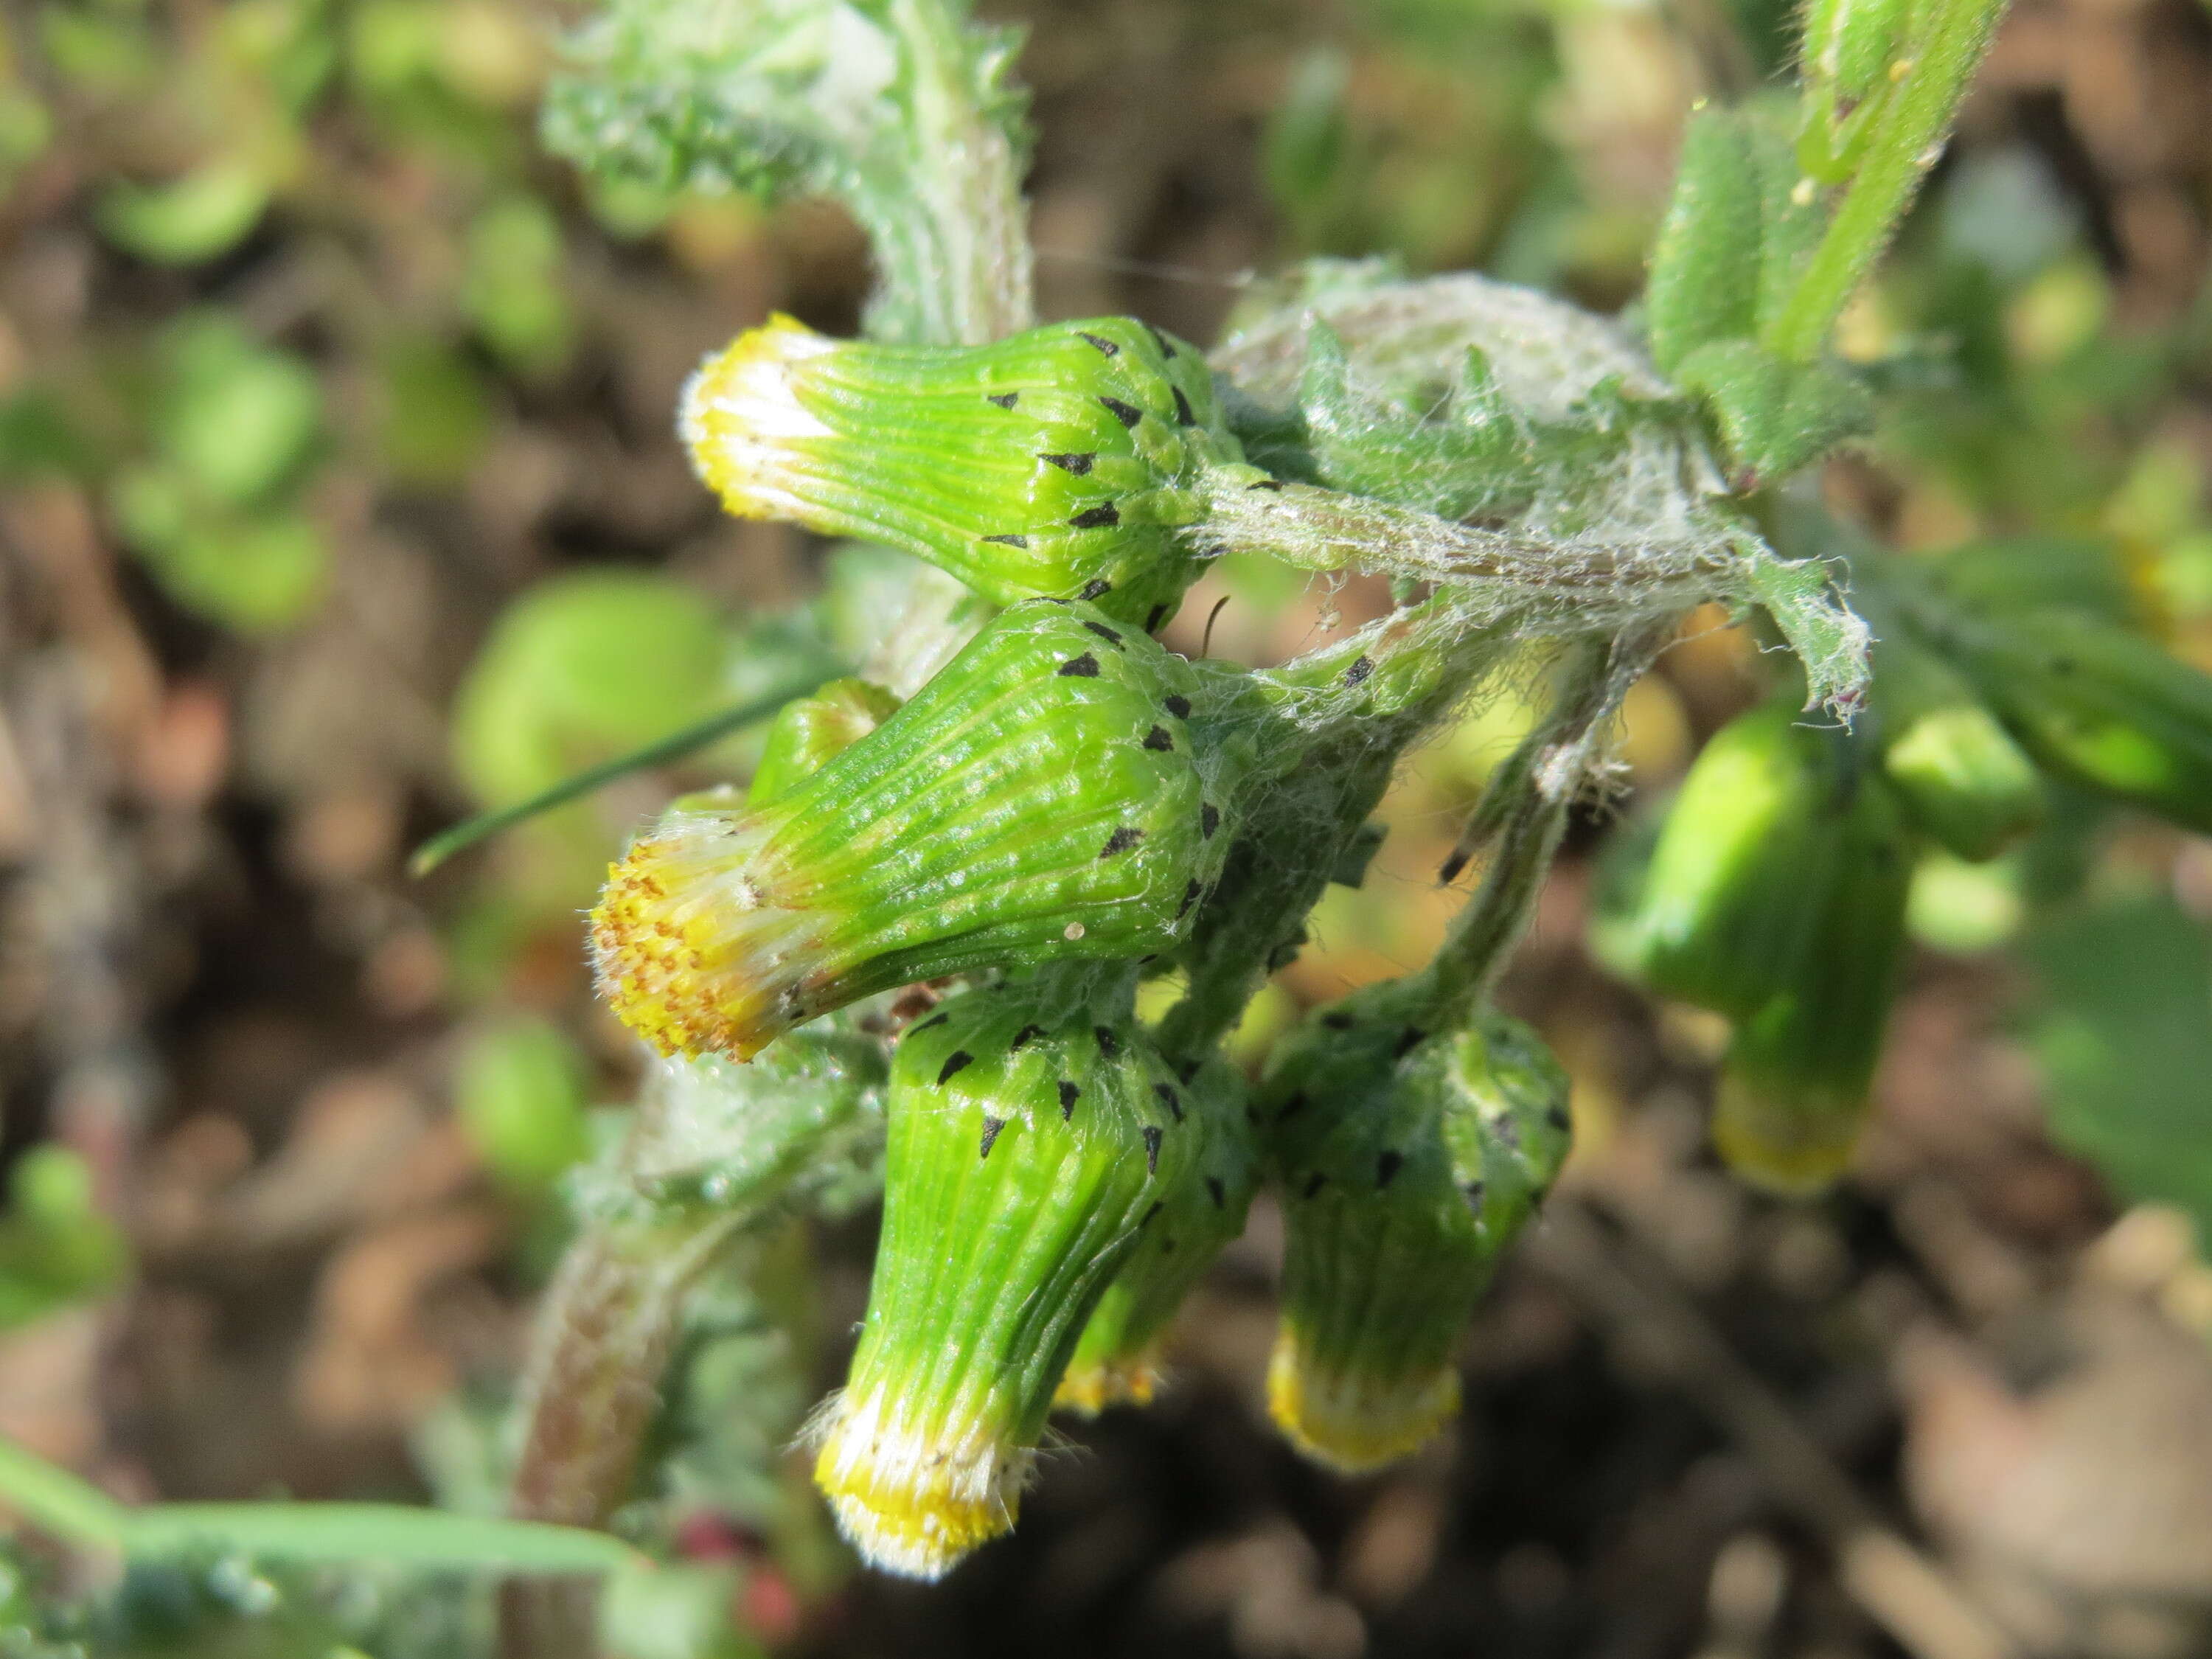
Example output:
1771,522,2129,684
1644,109,1763,375
0,1435,642,1576
453,1018,594,1190
1674,337,1873,487
540,0,1032,344
120,1506,641,1574
462,195,574,377
134,510,328,636
451,571,735,810
97,161,271,265
156,318,324,510
2019,894,2212,1234
1744,539,1874,714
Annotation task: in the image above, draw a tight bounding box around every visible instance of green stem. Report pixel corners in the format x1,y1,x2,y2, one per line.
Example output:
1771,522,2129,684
1762,0,2012,364
1422,636,1624,1027
408,673,832,876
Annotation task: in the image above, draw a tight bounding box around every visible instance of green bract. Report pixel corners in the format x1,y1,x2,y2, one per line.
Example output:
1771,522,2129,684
1056,1050,1259,1414
1714,770,1913,1192
1602,697,1919,1189
1940,608,2212,836
1613,698,1851,1017
1254,981,1571,1472
811,976,1197,1579
745,677,902,807
592,600,1248,1060
681,313,1261,626
1874,641,2044,861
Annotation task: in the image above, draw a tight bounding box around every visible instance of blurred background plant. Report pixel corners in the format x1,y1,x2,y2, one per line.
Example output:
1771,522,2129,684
1,0,2211,1655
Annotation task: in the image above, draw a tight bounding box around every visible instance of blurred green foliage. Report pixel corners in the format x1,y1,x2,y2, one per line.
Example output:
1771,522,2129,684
453,1017,594,1193
2020,893,2212,1233
451,572,734,811
0,1147,128,1332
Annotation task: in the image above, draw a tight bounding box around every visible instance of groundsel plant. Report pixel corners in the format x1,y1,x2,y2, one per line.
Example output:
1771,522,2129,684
493,0,2207,1601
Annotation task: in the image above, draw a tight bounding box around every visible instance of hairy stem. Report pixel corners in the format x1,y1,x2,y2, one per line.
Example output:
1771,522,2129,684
1762,0,2011,364
1422,635,1632,1028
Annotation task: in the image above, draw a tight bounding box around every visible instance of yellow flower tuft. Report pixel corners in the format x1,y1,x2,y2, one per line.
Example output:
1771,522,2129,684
1265,1327,1461,1475
587,810,826,1061
808,1386,1034,1581
678,314,841,523
1051,1352,1161,1416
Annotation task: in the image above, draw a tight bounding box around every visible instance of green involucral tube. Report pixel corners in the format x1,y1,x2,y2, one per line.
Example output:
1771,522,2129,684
681,313,1257,627
811,979,1199,1579
1944,609,2212,836
1623,698,1857,1018
747,678,902,807
1875,642,2044,861
1713,771,1913,1193
591,600,1248,1060
1253,981,1571,1473
1055,1051,1259,1415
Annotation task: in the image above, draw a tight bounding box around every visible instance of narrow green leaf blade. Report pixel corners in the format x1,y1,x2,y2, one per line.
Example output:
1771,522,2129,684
0,1434,132,1548
122,1503,643,1575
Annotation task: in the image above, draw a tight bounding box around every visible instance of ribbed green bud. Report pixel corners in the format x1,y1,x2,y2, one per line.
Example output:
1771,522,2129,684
1055,1051,1259,1415
1621,698,1854,1018
681,313,1258,627
811,978,1200,1579
746,677,902,807
1944,609,2212,835
1714,771,1913,1192
1253,981,1571,1472
592,601,1247,1060
1875,643,2044,861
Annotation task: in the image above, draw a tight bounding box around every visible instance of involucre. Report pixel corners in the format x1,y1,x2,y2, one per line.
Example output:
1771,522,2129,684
591,600,1246,1061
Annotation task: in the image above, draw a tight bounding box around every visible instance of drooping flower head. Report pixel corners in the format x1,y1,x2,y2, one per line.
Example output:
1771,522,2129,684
681,314,1259,628
1597,696,1914,1191
1256,980,1571,1472
810,975,1199,1578
591,600,1248,1061
1055,1049,1259,1415
1711,763,1913,1194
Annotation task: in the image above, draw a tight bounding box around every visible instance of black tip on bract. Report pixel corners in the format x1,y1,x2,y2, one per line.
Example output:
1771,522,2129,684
1251,981,1571,1472
814,982,1201,1576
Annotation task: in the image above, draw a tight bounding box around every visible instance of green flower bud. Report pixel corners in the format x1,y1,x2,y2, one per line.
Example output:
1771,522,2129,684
1946,609,2212,836
1055,1051,1259,1414
1876,641,2044,861
746,677,902,807
591,601,1247,1060
1254,982,1571,1472
811,978,1198,1578
1714,771,1913,1192
1621,698,1854,1018
681,313,1254,627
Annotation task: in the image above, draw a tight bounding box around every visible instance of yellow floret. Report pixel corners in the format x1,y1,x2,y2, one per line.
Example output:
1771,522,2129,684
1265,1327,1460,1475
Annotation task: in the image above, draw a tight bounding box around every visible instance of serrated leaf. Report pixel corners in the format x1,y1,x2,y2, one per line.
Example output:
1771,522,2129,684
1674,337,1872,487
1744,540,1874,714
540,0,1031,344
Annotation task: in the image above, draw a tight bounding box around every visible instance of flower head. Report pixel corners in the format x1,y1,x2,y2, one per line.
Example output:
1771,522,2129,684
811,977,1197,1577
1256,981,1571,1472
681,314,1256,627
1055,1051,1259,1415
591,601,1246,1060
